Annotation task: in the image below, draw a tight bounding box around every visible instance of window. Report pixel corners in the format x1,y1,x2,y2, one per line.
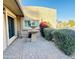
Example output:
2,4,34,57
31,21,36,26
25,20,31,27
8,16,15,39
31,20,39,27
24,20,39,29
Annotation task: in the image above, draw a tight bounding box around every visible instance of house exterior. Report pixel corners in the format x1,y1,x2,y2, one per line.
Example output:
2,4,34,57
3,0,24,50
3,1,57,50
22,6,57,28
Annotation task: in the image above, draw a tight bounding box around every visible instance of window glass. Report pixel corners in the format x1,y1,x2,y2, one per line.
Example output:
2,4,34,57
25,20,31,27
31,21,39,27
24,20,39,29
8,16,15,39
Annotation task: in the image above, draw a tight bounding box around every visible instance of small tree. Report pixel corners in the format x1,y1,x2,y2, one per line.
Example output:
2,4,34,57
68,20,75,27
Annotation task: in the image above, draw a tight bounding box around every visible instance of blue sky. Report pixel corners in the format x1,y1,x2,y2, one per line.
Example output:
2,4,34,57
21,0,75,21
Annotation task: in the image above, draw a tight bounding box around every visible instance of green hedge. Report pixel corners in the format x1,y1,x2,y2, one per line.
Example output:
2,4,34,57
40,28,45,37
43,28,55,41
40,26,48,37
53,29,75,56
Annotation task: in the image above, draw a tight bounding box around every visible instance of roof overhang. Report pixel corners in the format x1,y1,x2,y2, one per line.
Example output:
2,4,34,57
3,0,24,17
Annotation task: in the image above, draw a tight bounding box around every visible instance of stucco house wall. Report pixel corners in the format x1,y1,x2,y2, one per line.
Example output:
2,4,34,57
3,6,17,50
23,6,57,28
3,6,24,50
3,0,24,50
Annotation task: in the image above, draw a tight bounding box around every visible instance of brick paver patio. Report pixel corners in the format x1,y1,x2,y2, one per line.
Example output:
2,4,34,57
4,32,73,59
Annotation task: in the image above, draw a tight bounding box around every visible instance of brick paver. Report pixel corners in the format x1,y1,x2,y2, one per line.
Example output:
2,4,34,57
3,32,73,59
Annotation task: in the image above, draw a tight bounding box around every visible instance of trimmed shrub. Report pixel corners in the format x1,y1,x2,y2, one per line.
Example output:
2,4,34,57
43,28,55,41
51,29,56,41
40,27,45,37
53,29,75,56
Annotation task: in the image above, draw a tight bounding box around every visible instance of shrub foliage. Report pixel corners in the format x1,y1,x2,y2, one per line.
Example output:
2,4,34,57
40,26,75,56
53,29,75,56
43,28,55,41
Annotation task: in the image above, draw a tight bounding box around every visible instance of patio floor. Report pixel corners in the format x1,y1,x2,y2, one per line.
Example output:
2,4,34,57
4,32,73,59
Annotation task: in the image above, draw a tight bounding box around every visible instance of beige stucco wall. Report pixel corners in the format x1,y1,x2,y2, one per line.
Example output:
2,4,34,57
23,6,57,28
3,6,20,50
39,8,57,28
17,16,22,33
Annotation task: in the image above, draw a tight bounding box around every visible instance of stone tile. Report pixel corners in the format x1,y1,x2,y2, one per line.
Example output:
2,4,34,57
4,32,73,59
